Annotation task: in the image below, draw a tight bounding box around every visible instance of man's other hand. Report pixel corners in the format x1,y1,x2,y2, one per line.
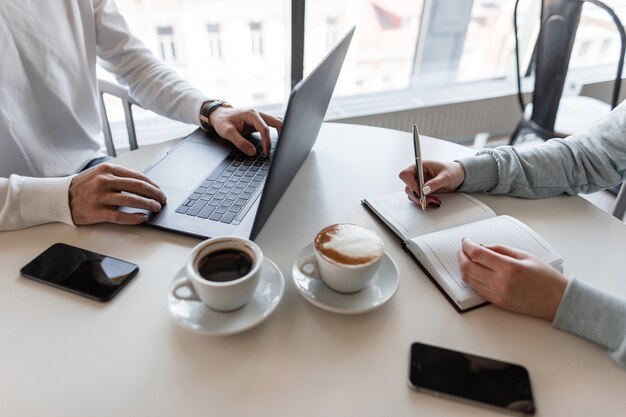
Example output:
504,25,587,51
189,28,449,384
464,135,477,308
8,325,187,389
69,163,167,225
209,107,282,157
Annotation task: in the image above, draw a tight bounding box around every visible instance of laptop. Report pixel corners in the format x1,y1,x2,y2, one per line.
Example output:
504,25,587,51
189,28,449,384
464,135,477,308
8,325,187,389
133,27,355,240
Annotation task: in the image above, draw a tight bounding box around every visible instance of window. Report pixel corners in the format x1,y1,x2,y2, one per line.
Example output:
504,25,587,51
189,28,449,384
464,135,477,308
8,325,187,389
156,26,176,63
305,0,422,97
456,0,539,84
207,23,222,59
250,21,264,56
326,17,337,51
578,40,593,57
303,0,626,101
304,0,541,96
600,38,613,55
570,2,624,70
372,2,404,30
110,1,289,109
103,0,626,126
252,92,267,101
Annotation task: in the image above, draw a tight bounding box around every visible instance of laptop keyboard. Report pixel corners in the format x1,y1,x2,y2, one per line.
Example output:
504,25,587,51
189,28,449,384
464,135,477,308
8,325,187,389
174,142,275,225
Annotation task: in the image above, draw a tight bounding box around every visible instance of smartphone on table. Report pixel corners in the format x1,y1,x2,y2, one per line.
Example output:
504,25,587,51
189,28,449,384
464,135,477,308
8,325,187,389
20,243,139,302
408,342,535,416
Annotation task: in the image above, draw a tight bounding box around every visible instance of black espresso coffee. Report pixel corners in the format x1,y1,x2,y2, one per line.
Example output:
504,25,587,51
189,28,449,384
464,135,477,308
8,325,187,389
198,249,254,282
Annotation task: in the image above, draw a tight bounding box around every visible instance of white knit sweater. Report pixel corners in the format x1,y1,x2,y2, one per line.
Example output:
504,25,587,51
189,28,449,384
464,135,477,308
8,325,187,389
0,0,207,230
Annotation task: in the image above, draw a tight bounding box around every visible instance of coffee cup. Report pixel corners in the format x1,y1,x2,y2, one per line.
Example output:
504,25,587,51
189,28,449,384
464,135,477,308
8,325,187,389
297,223,384,293
171,236,263,311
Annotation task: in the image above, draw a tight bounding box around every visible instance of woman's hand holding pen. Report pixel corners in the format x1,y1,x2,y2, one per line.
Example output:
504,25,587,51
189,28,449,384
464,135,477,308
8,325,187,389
399,161,466,207
399,162,567,320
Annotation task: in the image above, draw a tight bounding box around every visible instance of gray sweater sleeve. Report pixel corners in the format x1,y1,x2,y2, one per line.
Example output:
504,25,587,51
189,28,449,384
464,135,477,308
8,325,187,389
553,278,626,368
454,101,626,368
458,100,626,197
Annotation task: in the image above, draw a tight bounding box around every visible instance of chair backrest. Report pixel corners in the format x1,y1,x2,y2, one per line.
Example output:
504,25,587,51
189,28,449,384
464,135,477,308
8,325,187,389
531,0,583,133
528,0,625,133
97,79,140,157
509,0,586,144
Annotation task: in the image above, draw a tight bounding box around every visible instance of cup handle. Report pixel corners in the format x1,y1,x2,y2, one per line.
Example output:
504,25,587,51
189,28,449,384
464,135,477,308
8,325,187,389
171,278,201,302
297,255,321,280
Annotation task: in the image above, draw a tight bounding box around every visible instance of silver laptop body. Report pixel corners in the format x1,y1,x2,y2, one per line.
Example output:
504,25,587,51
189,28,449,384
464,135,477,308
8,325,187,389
136,27,355,240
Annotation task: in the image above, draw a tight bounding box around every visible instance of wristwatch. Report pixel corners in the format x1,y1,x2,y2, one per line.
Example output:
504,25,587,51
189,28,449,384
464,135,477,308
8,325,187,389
199,99,232,131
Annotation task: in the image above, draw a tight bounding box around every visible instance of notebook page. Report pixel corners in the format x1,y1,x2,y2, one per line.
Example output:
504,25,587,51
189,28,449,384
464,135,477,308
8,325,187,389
365,192,495,240
410,215,562,298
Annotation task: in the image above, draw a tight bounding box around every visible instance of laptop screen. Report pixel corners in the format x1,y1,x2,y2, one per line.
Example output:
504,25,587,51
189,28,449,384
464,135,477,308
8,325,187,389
249,27,355,240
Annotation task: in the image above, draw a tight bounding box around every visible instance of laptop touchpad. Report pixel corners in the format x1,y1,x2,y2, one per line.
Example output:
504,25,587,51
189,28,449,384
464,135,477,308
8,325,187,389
146,141,230,191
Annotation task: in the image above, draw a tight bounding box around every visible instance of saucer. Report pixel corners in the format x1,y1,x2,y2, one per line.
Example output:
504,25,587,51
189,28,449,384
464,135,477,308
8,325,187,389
291,244,399,314
168,257,284,336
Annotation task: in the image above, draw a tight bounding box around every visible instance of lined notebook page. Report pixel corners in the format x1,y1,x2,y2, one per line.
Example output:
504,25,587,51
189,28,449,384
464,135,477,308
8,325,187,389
410,215,562,298
365,192,495,240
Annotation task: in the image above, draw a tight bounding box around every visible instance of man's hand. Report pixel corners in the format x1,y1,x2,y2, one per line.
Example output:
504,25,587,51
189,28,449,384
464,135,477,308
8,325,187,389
457,238,568,320
69,163,167,225
399,161,465,207
209,107,282,157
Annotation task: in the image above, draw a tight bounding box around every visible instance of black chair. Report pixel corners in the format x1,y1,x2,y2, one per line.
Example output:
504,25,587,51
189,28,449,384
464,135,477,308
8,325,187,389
511,0,625,143
510,0,626,219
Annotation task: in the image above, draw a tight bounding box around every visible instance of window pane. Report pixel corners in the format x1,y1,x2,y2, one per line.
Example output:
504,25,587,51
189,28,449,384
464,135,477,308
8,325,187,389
305,0,423,97
303,0,540,95
456,0,540,84
250,21,264,56
458,0,626,82
107,0,290,107
569,1,626,70
206,23,223,59
156,26,173,35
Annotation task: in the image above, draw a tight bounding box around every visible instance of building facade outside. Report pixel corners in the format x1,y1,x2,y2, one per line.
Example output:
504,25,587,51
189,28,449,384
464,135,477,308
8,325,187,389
99,0,626,140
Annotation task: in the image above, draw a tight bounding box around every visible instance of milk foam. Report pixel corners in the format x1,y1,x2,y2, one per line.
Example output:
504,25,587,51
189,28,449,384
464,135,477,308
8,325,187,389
321,224,383,261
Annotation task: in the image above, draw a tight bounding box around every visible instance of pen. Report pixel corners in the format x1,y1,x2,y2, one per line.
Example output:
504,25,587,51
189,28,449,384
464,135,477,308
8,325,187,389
412,124,426,212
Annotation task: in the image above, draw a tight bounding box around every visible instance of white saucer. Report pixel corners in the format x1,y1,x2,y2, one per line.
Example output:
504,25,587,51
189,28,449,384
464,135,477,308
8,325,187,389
291,244,399,314
168,258,284,336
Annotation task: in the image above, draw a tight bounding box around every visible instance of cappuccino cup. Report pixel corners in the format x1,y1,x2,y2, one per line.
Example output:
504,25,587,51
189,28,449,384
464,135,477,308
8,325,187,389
171,236,263,311
298,223,384,293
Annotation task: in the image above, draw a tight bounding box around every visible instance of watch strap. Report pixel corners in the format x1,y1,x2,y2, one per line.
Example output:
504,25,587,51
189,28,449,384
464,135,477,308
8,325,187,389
199,100,232,130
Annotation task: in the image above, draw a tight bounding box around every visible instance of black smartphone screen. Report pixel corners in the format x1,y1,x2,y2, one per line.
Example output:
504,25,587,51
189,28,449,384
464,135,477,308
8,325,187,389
409,342,535,415
20,243,139,302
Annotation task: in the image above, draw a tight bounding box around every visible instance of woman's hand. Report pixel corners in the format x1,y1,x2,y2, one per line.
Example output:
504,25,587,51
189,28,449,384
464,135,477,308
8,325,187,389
457,238,568,320
399,161,465,207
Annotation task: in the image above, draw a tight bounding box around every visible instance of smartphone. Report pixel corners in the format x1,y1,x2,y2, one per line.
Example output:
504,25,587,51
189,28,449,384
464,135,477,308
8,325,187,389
408,342,535,416
20,243,139,302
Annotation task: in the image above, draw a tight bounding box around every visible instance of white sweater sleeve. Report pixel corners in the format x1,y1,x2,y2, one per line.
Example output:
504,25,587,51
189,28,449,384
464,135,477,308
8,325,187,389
0,175,75,231
93,0,207,125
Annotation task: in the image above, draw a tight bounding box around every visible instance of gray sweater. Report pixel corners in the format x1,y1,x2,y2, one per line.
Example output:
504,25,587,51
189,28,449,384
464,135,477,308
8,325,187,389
457,101,626,368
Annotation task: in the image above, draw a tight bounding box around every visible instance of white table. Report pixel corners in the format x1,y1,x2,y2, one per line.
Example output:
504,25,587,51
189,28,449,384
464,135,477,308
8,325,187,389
1,123,625,416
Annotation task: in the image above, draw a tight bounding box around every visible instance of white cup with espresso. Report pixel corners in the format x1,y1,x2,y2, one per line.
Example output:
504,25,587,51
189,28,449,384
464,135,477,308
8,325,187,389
298,223,384,293
171,236,263,311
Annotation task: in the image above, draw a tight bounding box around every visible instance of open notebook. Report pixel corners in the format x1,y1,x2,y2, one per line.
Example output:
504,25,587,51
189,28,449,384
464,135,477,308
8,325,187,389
363,192,563,311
